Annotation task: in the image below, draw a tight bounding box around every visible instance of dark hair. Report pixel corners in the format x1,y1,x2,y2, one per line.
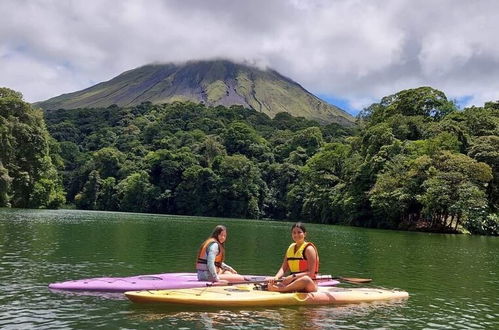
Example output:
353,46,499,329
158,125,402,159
210,225,227,244
291,222,307,233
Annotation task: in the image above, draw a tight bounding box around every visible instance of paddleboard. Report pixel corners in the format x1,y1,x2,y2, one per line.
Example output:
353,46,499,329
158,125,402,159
49,272,218,292
125,285,409,307
49,273,340,292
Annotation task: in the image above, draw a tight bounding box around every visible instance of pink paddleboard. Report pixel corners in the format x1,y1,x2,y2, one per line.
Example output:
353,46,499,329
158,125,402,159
49,272,339,292
49,272,222,291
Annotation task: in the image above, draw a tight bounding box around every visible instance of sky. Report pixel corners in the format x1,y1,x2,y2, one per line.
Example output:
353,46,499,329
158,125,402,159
1,0,499,115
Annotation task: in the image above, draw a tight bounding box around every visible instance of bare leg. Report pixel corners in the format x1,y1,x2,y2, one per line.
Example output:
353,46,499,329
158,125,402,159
218,273,247,282
268,276,318,293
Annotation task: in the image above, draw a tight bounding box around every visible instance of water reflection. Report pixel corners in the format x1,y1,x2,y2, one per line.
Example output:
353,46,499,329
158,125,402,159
125,300,409,329
48,289,126,300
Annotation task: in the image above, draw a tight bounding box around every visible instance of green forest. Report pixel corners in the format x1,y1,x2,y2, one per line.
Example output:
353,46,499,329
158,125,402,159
1,86,498,235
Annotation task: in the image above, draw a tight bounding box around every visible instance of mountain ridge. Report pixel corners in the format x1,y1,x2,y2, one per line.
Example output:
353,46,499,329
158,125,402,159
36,60,354,125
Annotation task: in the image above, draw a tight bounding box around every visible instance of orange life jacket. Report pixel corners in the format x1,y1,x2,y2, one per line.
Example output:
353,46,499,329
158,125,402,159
196,238,224,271
285,242,319,277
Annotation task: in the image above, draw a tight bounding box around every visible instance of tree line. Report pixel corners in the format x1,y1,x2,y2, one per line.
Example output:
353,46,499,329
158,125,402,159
1,86,497,235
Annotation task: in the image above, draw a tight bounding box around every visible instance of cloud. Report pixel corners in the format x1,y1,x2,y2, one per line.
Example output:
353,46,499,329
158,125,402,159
1,0,499,112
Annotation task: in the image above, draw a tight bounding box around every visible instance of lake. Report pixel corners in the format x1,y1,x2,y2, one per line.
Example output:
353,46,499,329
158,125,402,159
0,208,497,329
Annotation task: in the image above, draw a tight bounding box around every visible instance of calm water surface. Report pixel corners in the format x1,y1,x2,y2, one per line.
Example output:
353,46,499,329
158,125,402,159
0,209,497,329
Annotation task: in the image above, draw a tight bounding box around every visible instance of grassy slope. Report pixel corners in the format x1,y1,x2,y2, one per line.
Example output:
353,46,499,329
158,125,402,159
36,61,354,124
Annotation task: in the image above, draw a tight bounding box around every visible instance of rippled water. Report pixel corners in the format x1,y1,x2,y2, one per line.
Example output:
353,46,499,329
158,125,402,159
0,209,498,329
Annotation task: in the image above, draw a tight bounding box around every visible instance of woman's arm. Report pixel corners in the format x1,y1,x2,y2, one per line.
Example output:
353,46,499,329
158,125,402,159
206,243,220,281
273,254,290,279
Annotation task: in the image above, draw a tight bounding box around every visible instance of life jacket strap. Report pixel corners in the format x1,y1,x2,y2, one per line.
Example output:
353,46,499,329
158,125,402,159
196,258,222,267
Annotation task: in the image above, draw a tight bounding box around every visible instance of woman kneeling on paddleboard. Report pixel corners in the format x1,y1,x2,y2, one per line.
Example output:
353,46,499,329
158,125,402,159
268,222,319,293
196,225,245,284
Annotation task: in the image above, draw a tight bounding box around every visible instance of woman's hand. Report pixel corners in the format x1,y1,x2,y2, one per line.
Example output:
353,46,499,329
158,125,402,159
281,275,294,285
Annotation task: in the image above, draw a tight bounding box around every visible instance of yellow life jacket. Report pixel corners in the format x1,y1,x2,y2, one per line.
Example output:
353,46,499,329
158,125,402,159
196,238,224,271
285,242,319,277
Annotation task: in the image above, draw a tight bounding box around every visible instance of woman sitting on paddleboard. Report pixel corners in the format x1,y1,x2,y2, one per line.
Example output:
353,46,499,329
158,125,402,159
196,225,245,283
268,222,319,292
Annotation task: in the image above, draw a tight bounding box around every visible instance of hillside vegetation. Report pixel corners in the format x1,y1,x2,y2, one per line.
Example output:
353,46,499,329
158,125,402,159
39,86,499,235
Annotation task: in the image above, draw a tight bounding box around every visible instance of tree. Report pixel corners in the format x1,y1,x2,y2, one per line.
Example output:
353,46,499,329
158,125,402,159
221,122,269,159
197,135,226,167
213,155,266,219
145,147,198,192
369,155,427,227
418,152,492,230
288,143,351,224
461,106,499,137
175,165,219,215
31,177,66,209
74,170,101,210
359,87,456,125
274,127,324,161
97,177,118,211
49,121,80,143
0,161,12,207
407,132,461,157
116,171,158,213
0,87,65,208
92,147,125,179
465,213,499,236
468,135,499,210
262,162,300,219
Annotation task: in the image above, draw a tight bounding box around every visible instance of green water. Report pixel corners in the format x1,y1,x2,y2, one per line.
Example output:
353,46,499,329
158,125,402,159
0,208,497,329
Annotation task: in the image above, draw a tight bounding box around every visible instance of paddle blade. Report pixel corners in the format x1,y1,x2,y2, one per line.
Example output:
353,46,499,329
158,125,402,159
338,277,372,284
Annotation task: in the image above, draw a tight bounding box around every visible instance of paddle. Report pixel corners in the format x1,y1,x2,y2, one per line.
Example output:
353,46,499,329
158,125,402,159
207,274,331,286
331,276,372,284
207,274,371,286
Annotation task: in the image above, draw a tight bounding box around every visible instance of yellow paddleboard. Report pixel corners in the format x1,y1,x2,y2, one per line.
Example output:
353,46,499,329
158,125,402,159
125,285,409,307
